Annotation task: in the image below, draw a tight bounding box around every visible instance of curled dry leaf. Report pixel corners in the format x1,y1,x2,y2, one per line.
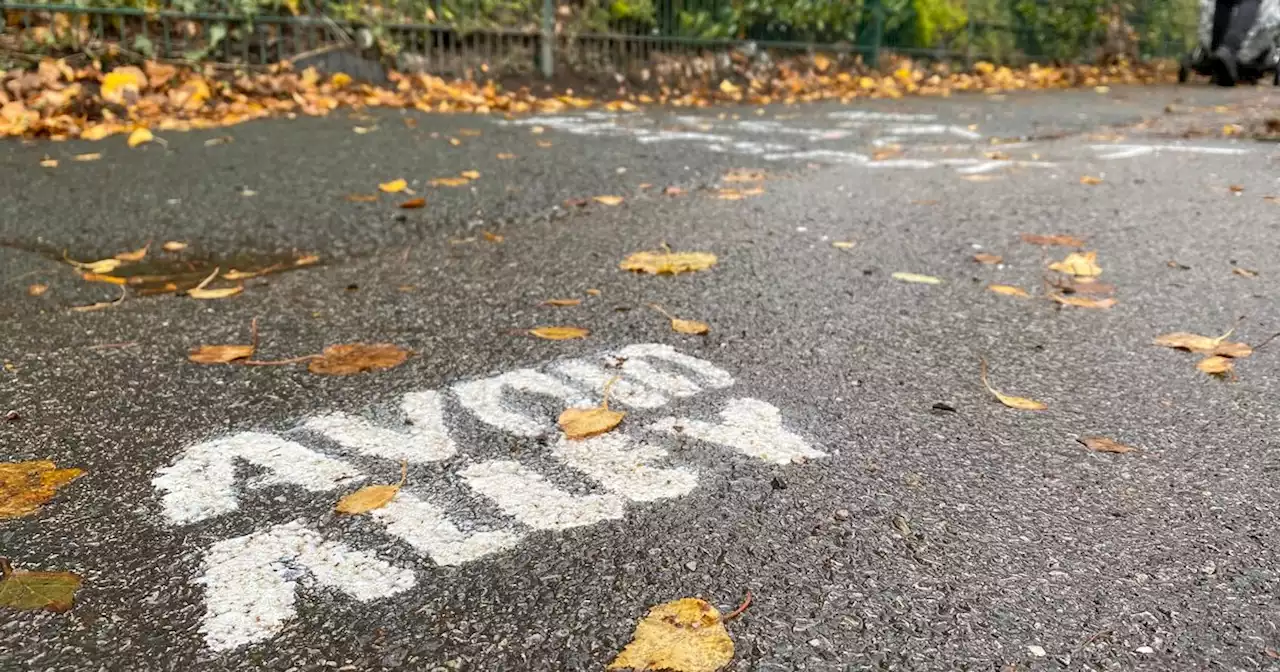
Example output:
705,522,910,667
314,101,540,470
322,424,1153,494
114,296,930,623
27,283,49,296
973,253,1003,264
558,379,626,440
1079,436,1137,454
399,197,426,209
1079,175,1103,185
346,193,379,203
188,286,243,300
1048,251,1102,277
988,284,1030,297
1153,332,1252,358
460,170,481,180
73,152,102,162
430,177,470,187
496,153,516,160
1232,267,1258,278
671,318,711,335
593,195,624,206
114,243,149,262
1050,294,1116,309
1020,233,1085,247
378,178,408,193
620,251,717,275
127,127,155,147
980,359,1047,411
162,241,187,252
309,343,411,376
66,257,122,274
189,344,255,365
529,326,590,340
481,231,504,243
607,597,734,672
0,560,82,613
832,241,856,250
39,158,57,168
0,461,84,519
336,463,406,514
1197,355,1234,376
542,298,582,307
892,272,942,285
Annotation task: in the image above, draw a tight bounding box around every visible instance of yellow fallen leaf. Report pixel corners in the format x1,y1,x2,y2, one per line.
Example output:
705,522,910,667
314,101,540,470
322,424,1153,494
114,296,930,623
27,283,48,296
330,72,352,88
1153,331,1251,358
336,463,406,514
309,343,411,375
0,561,81,613
530,326,590,340
448,137,462,146
586,288,602,296
39,158,57,168
988,284,1029,297
73,153,102,162
430,177,470,187
722,168,766,183
100,66,146,105
496,153,516,160
719,79,741,94
0,461,84,519
832,241,855,249
1020,233,1085,247
671,318,710,335
482,230,504,243
399,197,426,209
1079,175,1103,185
114,243,149,262
973,253,1002,265
980,359,1047,411
1048,251,1102,277
892,272,942,285
161,241,187,252
1232,267,1258,278
530,126,546,134
594,195,624,206
1080,437,1137,453
188,287,243,300
66,257,122,274
460,170,481,180
608,597,734,672
543,298,582,307
188,344,254,365
378,178,408,193
126,127,154,148
558,376,626,439
81,272,126,285
80,125,117,141
812,54,832,72
1197,355,1234,376
1050,294,1116,309
620,251,717,275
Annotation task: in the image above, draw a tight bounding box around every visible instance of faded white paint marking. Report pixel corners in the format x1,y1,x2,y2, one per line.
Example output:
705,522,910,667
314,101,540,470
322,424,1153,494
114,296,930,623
460,460,626,530
865,158,940,169
652,398,826,465
614,343,735,396
733,120,851,141
763,149,871,164
301,391,456,464
454,369,589,437
636,131,735,144
372,492,524,565
883,123,983,140
828,110,938,122
1093,144,1251,159
1095,145,1155,160
553,433,698,502
153,432,365,526
555,359,669,408
198,520,415,651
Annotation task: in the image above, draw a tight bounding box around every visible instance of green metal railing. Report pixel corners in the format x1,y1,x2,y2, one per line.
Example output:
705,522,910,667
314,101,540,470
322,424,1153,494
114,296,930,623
0,0,1198,76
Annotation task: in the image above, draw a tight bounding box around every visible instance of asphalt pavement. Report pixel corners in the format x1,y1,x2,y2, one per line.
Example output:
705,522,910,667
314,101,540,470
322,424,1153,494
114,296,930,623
2,83,1280,672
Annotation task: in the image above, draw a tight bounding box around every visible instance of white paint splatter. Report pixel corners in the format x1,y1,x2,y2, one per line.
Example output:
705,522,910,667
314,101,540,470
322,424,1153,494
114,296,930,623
197,520,415,651
372,491,523,566
554,358,670,408
651,398,826,465
153,432,365,526
459,460,625,530
1093,144,1250,160
613,343,735,396
301,391,456,464
453,369,589,437
552,432,698,502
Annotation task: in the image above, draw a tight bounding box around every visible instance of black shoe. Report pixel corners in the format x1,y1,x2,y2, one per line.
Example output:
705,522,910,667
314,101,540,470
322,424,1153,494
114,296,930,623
1214,46,1239,86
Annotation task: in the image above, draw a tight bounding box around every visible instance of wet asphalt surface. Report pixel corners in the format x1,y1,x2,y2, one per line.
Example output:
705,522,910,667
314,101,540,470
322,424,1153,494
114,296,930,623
3,83,1280,672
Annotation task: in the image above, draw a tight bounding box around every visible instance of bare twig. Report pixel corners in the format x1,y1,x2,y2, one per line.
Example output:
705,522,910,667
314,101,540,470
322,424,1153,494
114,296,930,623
721,590,753,622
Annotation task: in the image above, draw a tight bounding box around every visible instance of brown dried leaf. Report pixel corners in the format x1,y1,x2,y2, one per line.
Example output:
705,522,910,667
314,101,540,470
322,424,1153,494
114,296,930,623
27,283,48,297
973,253,1003,264
188,286,243,300
162,241,187,252
1079,175,1103,185
0,461,84,519
671,318,710,335
1197,355,1234,376
399,197,426,209
378,178,408,193
1050,294,1116,309
988,284,1029,297
496,153,516,160
543,299,582,307
429,177,470,187
980,359,1047,411
1232,267,1258,278
529,326,590,340
1229,184,1244,193
0,562,81,613
872,146,903,161
620,251,717,275
607,598,734,672
114,243,149,262
481,231,504,243
586,289,602,296
188,344,254,365
662,186,685,196
1020,233,1085,247
593,195,624,206
1079,437,1137,454
309,343,410,376
1048,251,1102,277
558,406,626,440
336,462,406,514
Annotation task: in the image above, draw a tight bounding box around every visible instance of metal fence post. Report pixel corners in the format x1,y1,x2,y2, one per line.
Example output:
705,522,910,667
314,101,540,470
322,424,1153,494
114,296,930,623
965,0,974,69
864,0,884,69
540,0,554,78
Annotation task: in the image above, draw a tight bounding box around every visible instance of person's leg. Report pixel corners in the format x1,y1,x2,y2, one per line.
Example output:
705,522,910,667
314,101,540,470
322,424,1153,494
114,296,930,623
1213,0,1240,49
1225,0,1262,51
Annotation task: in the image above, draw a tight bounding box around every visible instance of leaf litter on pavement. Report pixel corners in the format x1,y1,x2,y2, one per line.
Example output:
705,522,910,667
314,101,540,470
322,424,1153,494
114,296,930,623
0,460,84,519
0,559,82,613
336,462,407,514
559,376,626,440
980,359,1047,411
620,250,717,275
1153,320,1260,379
648,304,710,335
609,594,750,672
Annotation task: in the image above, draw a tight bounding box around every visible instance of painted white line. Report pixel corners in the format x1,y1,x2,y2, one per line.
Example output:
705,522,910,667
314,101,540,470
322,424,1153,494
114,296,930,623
553,432,699,502
372,492,524,566
865,158,941,169
152,432,365,525
636,131,735,144
1095,145,1155,160
301,391,456,464
554,359,670,408
733,120,852,141
459,460,626,531
1091,144,1251,159
763,149,871,164
652,398,827,465
198,520,415,651
454,369,589,437
614,343,735,396
828,110,939,122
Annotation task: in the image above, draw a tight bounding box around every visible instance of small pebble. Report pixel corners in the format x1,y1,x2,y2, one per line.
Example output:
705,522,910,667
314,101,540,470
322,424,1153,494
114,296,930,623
1028,645,1046,657
684,561,697,571
834,509,851,521
1135,646,1154,654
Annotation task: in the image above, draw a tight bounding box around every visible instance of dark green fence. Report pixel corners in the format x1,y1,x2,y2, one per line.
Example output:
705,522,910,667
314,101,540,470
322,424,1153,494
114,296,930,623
0,0,1198,76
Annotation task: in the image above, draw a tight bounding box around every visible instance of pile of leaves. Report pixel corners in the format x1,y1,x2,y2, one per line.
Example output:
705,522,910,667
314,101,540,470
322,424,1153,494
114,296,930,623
1,51,1175,140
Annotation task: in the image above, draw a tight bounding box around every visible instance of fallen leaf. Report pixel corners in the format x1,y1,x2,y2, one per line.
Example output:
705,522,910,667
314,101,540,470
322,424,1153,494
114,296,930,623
536,140,553,148
1048,251,1102,277
1079,437,1137,454
988,284,1030,297
1166,260,1190,270
671,318,711,335
872,146,903,161
530,126,545,134
188,344,255,365
1050,294,1116,309
719,79,741,94
126,127,154,148
0,461,84,519
496,153,516,160
70,285,126,312
1197,355,1234,376
1020,233,1085,247
73,153,101,162
984,150,1010,160
346,193,379,202
162,241,187,252
1229,185,1244,193
27,284,48,296
114,243,149,262
65,257,121,274
529,326,590,340
81,272,126,285
1153,332,1251,358
980,359,1047,411
460,170,481,180
723,168,766,183
429,177,470,187
594,195,624,206
663,186,685,196
892,272,942,285
295,255,320,267
459,129,481,137
39,157,57,168
973,253,1003,265
481,231,504,243
309,343,410,375
1232,267,1258,278
402,118,417,129
448,137,461,146
543,299,582,307
558,376,626,440
1079,175,1103,185
378,179,408,193
0,560,81,613
832,241,855,249
352,125,375,134
188,286,243,300
607,597,734,672
586,289,602,296
336,463,406,514
620,251,717,275
399,197,426,209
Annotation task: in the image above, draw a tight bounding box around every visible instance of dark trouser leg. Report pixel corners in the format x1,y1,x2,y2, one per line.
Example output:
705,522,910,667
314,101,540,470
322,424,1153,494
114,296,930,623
1213,0,1240,49
1224,0,1260,53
